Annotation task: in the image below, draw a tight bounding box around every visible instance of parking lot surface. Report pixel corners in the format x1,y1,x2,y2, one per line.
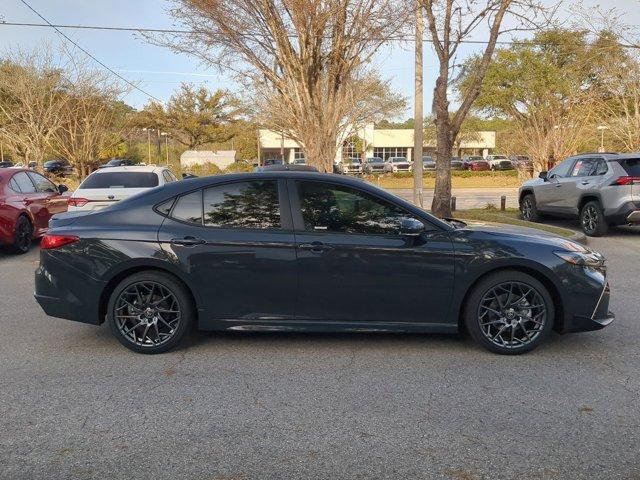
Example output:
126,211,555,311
1,223,639,480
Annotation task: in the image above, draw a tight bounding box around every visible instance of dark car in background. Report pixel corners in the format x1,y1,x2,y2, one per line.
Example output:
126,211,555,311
35,172,612,355
99,159,138,169
43,159,73,176
423,156,436,171
0,168,68,253
0,161,15,169
451,157,465,170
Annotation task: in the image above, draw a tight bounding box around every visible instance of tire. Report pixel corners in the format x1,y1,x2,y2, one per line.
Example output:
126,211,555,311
9,215,33,254
464,270,555,355
107,271,194,354
520,194,541,222
580,201,608,237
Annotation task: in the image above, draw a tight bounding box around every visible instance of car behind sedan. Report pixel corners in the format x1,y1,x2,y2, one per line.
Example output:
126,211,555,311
0,168,68,253
68,166,178,211
36,172,613,355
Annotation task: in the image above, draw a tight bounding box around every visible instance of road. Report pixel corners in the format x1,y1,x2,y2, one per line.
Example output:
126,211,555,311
1,222,639,480
388,187,519,209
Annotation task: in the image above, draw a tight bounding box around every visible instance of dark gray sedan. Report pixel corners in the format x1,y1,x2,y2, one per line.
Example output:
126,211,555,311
35,172,613,355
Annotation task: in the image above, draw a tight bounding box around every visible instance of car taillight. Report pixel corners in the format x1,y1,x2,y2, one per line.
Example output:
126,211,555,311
611,176,640,186
67,197,89,207
41,234,80,250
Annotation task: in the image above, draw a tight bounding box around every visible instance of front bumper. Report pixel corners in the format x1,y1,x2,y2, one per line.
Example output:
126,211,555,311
563,282,614,333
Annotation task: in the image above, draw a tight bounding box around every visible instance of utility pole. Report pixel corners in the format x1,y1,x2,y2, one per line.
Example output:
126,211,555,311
413,0,424,208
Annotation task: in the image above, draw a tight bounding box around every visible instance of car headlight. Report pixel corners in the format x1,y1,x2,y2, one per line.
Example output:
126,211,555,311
554,250,605,267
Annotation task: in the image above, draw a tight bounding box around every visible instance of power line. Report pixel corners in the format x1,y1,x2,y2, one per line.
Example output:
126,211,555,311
3,20,639,49
14,2,163,103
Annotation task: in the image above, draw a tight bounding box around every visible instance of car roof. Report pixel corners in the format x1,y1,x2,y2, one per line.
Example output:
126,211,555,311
90,165,167,174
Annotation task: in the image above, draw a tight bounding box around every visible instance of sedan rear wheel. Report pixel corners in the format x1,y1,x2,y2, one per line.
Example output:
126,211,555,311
107,271,194,354
520,194,541,222
10,216,33,254
464,271,554,354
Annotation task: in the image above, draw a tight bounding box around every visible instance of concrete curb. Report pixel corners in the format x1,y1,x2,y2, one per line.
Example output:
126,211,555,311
569,231,588,245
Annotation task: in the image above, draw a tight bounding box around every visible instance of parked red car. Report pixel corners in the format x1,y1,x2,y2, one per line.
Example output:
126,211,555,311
466,159,491,171
0,168,68,253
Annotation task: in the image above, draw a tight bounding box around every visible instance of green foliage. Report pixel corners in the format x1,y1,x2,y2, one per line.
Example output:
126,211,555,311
134,83,242,150
185,163,223,177
383,170,517,179
224,161,254,173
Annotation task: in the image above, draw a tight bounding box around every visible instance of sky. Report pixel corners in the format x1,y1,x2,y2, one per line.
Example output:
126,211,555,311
1,0,639,118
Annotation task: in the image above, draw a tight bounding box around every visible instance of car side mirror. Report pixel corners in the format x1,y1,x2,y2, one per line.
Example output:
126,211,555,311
538,171,548,181
399,217,425,236
58,184,69,194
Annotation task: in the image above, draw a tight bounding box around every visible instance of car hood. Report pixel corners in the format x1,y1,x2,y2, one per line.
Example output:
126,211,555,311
521,178,545,187
452,219,580,248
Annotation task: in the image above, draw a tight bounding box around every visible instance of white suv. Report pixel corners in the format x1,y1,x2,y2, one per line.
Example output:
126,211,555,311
68,166,178,211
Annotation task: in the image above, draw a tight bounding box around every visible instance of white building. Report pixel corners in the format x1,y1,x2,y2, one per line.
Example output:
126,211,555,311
258,125,496,164
180,150,236,170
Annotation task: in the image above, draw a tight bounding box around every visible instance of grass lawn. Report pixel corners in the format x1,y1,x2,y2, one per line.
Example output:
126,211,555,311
453,208,576,238
366,171,523,189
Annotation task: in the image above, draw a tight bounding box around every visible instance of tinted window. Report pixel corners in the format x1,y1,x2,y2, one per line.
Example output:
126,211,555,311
171,190,203,224
548,158,574,178
79,172,159,189
12,172,36,193
619,159,640,176
8,177,21,192
297,181,416,235
203,181,280,229
27,172,57,192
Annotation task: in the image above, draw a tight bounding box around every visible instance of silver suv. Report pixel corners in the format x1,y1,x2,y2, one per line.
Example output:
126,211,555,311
519,153,640,236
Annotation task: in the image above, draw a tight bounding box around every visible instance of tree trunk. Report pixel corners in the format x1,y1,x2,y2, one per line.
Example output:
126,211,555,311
299,130,339,173
431,128,453,218
431,75,453,218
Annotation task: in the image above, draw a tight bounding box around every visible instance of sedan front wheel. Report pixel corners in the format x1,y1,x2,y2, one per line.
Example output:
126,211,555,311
464,270,554,355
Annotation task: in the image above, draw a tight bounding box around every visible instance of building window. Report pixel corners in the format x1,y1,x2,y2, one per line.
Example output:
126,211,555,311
372,147,408,160
294,149,305,160
342,139,359,160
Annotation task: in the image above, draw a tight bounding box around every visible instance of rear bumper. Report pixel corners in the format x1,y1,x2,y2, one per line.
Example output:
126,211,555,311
34,254,106,325
604,201,640,225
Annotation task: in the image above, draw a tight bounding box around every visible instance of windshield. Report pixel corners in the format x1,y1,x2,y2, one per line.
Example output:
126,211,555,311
79,172,159,189
367,158,383,163
619,158,640,176
392,158,406,163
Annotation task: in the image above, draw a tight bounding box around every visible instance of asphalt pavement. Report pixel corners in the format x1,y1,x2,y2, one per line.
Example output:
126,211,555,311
1,221,639,480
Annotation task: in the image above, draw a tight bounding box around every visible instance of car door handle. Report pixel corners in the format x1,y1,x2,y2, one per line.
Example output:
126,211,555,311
298,242,334,253
555,184,562,188
170,236,206,246
581,181,590,185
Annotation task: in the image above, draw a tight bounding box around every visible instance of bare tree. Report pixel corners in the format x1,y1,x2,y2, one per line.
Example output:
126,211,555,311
152,0,409,172
0,48,70,168
52,65,129,179
422,0,549,217
602,60,640,151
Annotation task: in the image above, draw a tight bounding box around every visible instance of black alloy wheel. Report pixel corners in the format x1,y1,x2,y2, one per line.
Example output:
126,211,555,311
10,216,33,254
465,270,554,354
108,271,193,354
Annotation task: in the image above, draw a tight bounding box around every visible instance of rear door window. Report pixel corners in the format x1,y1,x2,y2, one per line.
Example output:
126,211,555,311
11,172,36,193
570,158,598,177
79,172,159,189
203,181,281,229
